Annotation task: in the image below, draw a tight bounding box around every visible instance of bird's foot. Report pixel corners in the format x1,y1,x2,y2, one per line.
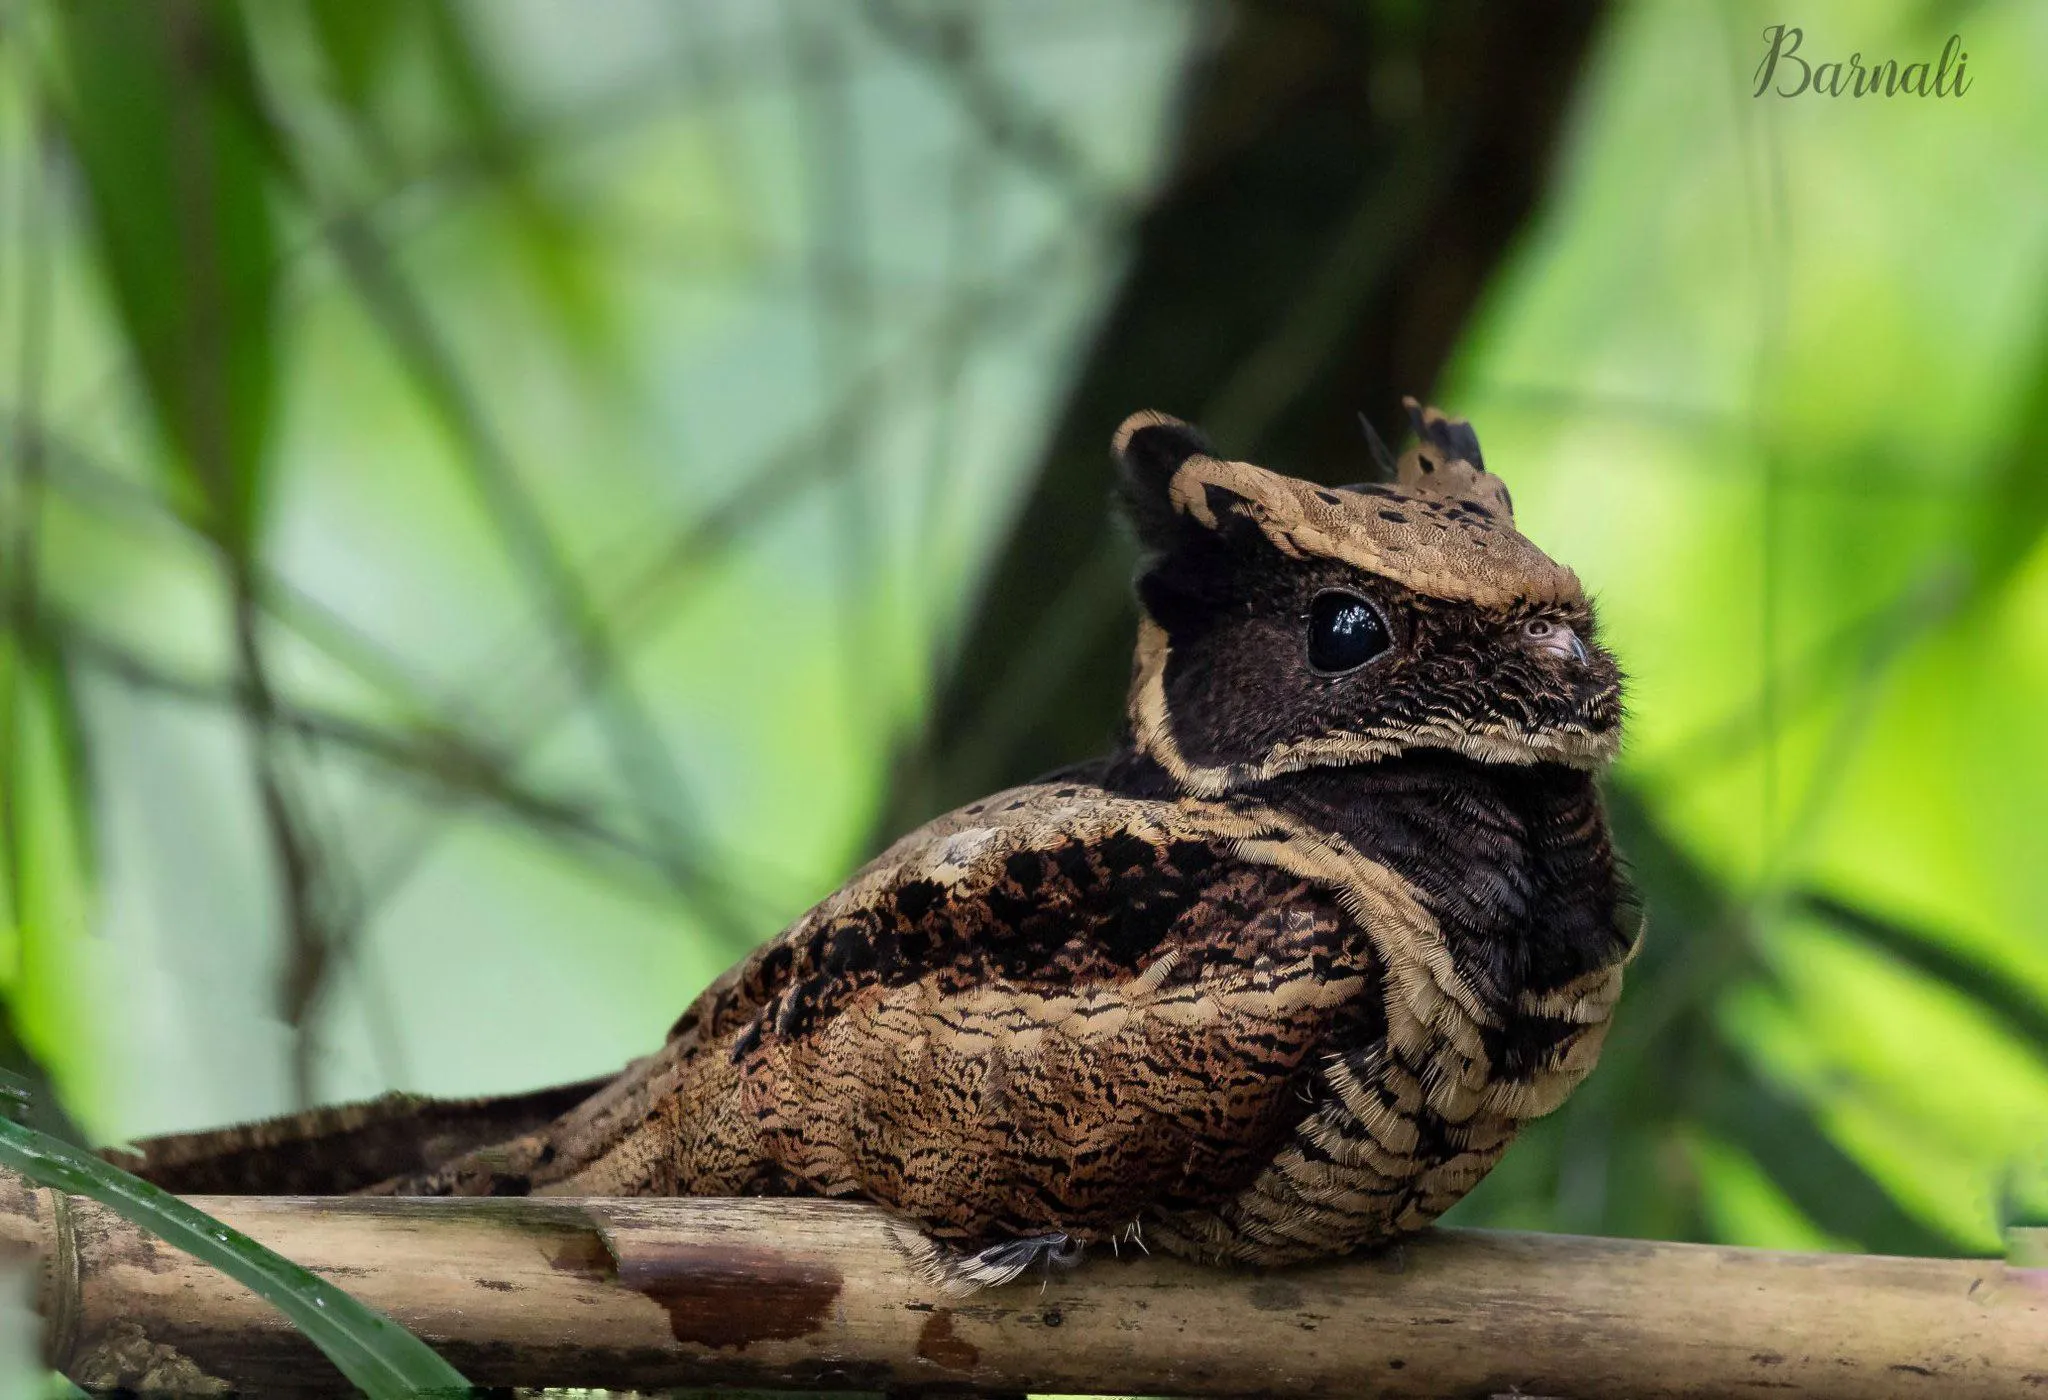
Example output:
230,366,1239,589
892,1224,1086,1295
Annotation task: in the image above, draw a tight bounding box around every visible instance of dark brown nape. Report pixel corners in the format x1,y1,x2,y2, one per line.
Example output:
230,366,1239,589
879,0,1608,838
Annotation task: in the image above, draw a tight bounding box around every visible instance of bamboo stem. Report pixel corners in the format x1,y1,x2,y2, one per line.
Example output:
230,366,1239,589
1,1171,2041,1398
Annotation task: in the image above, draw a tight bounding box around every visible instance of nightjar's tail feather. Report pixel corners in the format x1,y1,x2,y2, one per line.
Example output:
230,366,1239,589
102,1076,611,1196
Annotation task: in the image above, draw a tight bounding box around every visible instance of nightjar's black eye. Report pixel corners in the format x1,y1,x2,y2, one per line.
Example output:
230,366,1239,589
1306,590,1390,674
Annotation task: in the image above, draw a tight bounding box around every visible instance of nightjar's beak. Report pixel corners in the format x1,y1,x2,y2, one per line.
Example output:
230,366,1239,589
1525,621,1589,663
1550,628,1590,664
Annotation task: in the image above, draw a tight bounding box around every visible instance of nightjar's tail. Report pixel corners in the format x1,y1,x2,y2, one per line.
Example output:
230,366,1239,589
108,1013,740,1201
101,1077,610,1196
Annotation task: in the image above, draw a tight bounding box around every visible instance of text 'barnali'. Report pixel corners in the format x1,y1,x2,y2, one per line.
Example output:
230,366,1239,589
1754,25,1970,99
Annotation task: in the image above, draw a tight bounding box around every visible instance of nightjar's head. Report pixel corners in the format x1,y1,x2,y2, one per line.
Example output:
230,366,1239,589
1114,403,1622,795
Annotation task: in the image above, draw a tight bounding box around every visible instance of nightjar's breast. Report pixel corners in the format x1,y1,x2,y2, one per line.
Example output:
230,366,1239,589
1146,756,1635,1265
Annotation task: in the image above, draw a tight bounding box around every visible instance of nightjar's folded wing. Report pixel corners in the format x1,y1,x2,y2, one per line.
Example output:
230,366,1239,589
737,784,1381,1241
532,780,1383,1243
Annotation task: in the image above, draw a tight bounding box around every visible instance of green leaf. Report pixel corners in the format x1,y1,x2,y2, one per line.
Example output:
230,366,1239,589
1695,1038,1969,1258
306,0,409,119
1971,317,2048,600
0,638,97,1138
50,0,283,551
0,1113,470,1397
1796,890,2048,1056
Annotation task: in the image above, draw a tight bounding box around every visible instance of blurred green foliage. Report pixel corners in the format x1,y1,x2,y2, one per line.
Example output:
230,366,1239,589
0,0,2042,1296
1440,0,2048,1254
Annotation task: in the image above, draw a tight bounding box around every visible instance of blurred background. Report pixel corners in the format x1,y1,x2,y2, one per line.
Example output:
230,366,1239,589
0,0,2043,1262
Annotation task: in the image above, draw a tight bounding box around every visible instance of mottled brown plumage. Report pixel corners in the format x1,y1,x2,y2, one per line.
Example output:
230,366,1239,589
118,402,1638,1289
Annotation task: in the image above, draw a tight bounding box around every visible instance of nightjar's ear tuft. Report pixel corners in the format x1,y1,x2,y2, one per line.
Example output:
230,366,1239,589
1112,410,1216,552
1396,397,1514,523
1403,396,1485,470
